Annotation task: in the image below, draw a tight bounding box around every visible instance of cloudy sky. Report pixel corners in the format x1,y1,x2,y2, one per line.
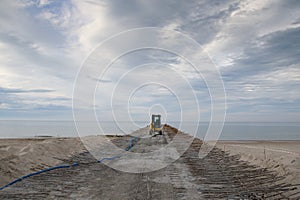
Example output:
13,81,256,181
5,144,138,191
0,0,299,122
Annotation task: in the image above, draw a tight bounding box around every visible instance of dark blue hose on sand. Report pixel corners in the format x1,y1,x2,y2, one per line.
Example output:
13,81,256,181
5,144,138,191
0,137,138,191
0,163,78,191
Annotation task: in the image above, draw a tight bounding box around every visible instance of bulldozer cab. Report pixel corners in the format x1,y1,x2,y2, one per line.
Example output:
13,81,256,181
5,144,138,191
149,114,163,135
152,115,161,128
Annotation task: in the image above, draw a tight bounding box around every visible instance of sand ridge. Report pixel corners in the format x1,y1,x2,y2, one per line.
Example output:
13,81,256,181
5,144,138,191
0,127,299,199
0,138,85,187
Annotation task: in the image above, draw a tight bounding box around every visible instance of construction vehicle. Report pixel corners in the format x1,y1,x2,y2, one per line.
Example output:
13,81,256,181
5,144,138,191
149,114,163,135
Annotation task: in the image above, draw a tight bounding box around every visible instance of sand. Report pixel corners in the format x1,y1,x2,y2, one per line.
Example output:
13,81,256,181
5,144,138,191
0,135,299,198
0,137,85,187
216,140,300,186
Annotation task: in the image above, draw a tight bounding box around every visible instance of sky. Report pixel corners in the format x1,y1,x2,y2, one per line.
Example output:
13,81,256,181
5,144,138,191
0,0,300,122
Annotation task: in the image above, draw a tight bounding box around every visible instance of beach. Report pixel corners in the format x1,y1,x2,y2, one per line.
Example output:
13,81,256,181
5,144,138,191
216,140,300,186
0,130,299,198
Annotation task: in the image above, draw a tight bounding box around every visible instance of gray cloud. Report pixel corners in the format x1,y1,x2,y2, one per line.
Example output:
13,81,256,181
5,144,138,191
0,87,54,94
88,76,112,83
224,27,300,80
0,0,299,121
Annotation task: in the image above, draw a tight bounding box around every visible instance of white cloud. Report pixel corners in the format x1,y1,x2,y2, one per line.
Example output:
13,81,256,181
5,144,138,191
0,0,299,122
204,0,300,68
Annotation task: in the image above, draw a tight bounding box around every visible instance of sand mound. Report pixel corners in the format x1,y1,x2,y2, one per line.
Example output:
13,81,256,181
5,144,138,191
0,138,85,187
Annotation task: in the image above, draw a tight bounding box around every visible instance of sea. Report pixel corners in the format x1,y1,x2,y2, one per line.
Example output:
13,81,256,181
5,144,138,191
0,120,299,140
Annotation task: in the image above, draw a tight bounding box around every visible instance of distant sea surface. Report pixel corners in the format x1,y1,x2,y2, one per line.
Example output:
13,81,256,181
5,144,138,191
0,120,299,140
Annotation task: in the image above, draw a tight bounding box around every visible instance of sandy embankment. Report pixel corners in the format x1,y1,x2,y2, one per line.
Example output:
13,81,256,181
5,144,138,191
216,141,300,185
1,137,299,191
0,138,85,187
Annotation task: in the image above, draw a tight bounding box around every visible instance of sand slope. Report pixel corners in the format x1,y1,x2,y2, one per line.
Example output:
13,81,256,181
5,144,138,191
216,141,300,186
0,138,85,187
1,134,298,199
0,136,299,199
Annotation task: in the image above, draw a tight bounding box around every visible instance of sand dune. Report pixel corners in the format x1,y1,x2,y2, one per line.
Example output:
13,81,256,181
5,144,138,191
0,138,85,187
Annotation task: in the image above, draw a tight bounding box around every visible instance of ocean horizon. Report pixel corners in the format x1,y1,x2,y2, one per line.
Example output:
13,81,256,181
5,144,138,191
0,120,299,140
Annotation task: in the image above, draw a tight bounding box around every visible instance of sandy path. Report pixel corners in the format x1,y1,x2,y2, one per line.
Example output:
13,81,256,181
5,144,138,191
0,126,299,199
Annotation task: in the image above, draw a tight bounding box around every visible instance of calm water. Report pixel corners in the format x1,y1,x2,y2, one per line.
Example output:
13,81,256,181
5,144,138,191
0,120,299,140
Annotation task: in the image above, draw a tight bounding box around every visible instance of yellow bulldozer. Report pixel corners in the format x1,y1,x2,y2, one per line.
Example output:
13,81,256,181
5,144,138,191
149,114,163,135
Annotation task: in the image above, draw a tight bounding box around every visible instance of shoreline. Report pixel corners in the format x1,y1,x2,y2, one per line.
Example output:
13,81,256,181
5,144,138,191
1,136,300,141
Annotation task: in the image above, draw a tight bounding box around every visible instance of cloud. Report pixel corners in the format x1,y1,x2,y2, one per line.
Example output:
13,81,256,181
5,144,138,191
0,0,299,122
88,76,112,83
0,87,54,94
223,27,300,79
